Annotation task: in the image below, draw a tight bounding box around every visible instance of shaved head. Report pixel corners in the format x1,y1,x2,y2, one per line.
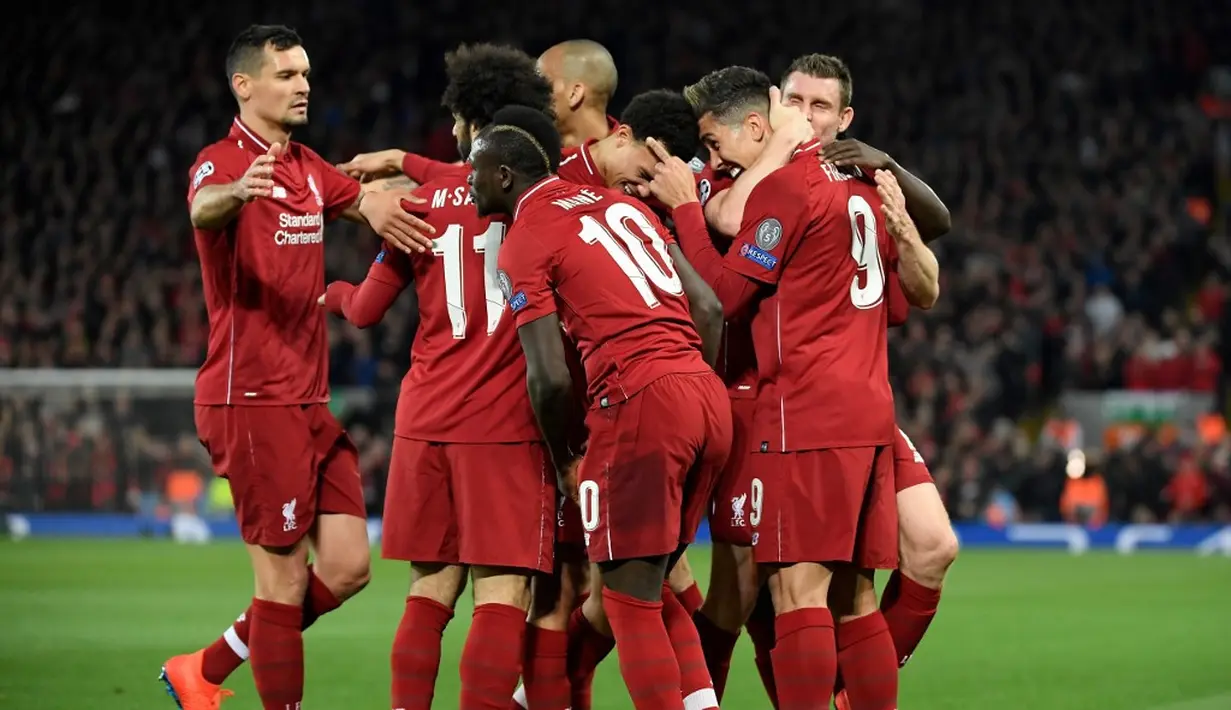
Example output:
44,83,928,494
538,39,618,107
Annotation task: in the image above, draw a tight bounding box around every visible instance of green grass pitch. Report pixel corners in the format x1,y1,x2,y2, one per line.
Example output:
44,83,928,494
1,540,1229,709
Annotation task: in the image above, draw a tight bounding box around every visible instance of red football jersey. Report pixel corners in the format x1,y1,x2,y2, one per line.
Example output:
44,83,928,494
692,164,755,399
188,118,360,406
498,177,710,407
325,175,540,443
556,140,606,188
725,140,896,451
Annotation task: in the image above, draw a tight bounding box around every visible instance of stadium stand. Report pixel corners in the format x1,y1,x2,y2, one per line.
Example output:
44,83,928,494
1,0,1229,524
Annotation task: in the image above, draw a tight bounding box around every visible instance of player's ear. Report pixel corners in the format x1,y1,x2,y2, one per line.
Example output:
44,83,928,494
231,73,251,101
498,165,514,191
615,124,635,146
839,106,855,133
746,112,767,142
568,83,586,110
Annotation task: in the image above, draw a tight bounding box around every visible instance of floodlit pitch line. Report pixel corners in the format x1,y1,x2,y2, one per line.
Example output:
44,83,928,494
1145,692,1231,710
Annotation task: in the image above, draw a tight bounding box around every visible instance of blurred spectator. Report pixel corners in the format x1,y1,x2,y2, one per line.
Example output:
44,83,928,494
1,0,1229,521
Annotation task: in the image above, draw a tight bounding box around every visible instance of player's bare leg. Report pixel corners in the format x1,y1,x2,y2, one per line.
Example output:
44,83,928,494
694,542,760,699
764,561,837,710
830,567,898,710
243,540,312,710
392,563,466,710
887,482,956,663
460,567,533,708
667,551,704,615
598,555,686,710
161,514,370,709
511,561,587,710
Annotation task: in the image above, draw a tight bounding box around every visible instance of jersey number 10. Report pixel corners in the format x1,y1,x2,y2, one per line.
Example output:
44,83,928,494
578,202,683,308
433,222,508,339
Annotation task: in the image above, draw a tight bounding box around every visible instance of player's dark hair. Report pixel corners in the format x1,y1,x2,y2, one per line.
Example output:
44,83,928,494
442,44,555,129
684,66,772,126
619,89,701,161
781,54,853,108
482,105,563,181
225,25,303,80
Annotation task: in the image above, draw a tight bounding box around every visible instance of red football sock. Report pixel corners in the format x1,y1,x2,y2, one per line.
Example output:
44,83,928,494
662,585,717,709
522,626,570,710
675,582,704,616
692,611,739,700
391,596,454,710
837,612,899,710
602,587,684,710
771,607,836,710
745,594,779,709
880,570,942,667
460,603,527,709
249,598,304,710
200,566,341,685
566,605,614,710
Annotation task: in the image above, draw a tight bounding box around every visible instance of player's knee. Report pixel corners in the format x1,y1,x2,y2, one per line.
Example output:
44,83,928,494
600,556,669,603
582,587,613,637
473,567,533,610
830,568,880,621
317,545,372,600
667,552,696,593
409,562,466,608
700,544,758,632
767,562,831,614
253,545,311,604
901,523,958,588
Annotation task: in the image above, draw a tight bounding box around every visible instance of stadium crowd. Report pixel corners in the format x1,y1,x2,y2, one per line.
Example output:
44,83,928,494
2,0,1230,523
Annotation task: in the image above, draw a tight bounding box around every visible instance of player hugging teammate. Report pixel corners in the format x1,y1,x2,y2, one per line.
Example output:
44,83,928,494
165,22,957,710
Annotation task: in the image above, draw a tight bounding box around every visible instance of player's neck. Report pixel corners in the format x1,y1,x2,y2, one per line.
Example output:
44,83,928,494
562,109,611,148
238,110,292,148
587,136,617,184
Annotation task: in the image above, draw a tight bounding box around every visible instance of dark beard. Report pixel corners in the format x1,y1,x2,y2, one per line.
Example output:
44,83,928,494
457,136,471,163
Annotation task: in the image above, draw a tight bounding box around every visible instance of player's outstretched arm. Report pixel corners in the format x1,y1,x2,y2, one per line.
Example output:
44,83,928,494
319,247,413,327
338,189,436,254
668,244,723,366
516,314,580,488
823,139,951,242
189,142,282,230
877,170,939,309
361,175,421,195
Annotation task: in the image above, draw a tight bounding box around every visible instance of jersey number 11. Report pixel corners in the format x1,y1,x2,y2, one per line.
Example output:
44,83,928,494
433,222,508,339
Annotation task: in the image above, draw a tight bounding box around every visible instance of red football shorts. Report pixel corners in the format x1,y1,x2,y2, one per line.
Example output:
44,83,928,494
893,428,934,493
556,497,587,564
194,404,366,548
707,396,757,546
381,437,555,573
751,446,898,569
578,372,732,563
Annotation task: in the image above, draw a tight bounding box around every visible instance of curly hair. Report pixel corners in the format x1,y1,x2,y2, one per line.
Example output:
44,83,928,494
441,43,554,129
619,89,700,161
684,66,772,126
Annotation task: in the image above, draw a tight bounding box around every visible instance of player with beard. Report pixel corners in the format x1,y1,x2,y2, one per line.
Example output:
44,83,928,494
159,24,435,710
472,106,729,710
318,45,561,710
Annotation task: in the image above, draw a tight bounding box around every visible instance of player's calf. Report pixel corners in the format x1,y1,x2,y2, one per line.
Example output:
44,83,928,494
245,541,312,710
599,556,685,710
514,564,586,710
694,542,758,700
830,567,898,710
763,562,838,710
392,563,466,710
461,567,532,709
667,551,704,615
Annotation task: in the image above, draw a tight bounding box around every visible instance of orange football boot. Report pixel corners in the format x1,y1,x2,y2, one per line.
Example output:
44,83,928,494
159,650,233,709
834,689,852,710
